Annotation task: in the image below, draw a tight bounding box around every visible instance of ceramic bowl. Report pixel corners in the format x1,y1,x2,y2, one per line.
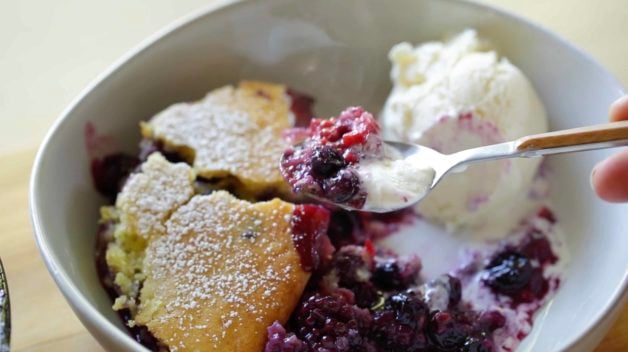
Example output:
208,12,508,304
30,0,627,350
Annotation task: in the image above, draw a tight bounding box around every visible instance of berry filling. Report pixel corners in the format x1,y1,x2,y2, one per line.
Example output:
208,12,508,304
265,241,507,352
90,85,564,352
265,206,563,352
286,89,316,127
482,248,552,306
291,205,334,272
480,209,559,306
280,107,383,209
90,153,140,202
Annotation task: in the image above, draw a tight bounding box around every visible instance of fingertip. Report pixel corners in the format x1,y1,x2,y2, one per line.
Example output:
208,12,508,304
591,150,628,202
609,95,628,122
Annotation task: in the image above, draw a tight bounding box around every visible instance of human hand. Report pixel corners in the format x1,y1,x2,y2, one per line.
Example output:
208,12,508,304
591,95,628,202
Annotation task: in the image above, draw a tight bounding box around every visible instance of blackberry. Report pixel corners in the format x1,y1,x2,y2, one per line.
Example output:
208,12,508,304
292,294,376,352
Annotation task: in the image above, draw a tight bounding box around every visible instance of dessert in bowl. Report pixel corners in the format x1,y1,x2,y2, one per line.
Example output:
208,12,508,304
95,77,560,351
30,0,627,351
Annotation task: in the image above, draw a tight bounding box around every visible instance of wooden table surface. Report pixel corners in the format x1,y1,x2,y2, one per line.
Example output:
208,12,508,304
0,0,627,351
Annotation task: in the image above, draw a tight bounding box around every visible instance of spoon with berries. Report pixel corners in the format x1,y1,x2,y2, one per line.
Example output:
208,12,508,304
280,106,628,213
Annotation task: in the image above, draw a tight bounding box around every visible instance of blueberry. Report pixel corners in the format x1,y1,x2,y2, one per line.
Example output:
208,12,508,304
322,169,360,203
292,294,376,351
310,145,345,177
372,258,420,291
483,251,533,295
373,259,404,289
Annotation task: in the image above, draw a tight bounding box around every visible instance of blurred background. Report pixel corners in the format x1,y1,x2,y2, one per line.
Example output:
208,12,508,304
0,0,626,351
1,0,627,155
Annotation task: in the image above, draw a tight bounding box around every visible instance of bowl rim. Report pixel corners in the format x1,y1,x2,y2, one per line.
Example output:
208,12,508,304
29,0,626,351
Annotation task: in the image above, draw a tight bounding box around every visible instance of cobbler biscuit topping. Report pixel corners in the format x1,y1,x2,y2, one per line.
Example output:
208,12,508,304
142,81,295,195
135,192,325,351
116,153,195,240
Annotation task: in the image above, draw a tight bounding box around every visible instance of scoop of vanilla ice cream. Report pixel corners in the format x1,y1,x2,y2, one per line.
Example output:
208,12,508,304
381,29,548,237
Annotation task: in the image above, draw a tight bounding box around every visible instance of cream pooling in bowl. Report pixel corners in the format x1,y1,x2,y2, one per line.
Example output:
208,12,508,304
381,29,548,237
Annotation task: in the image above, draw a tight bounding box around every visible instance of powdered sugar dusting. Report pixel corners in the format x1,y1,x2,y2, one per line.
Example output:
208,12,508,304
136,191,309,351
116,153,195,239
144,82,292,191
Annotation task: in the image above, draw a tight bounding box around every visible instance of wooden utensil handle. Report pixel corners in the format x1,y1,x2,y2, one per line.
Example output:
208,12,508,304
517,121,628,151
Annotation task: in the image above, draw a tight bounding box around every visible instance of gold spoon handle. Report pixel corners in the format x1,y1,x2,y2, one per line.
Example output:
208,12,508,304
445,121,628,172
517,121,628,154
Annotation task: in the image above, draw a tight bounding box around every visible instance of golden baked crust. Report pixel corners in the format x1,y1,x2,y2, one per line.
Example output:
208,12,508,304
135,191,309,352
99,81,312,350
104,153,195,312
141,81,293,197
116,153,196,240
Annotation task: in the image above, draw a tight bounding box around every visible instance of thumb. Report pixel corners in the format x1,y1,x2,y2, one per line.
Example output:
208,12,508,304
591,149,628,202
610,95,628,122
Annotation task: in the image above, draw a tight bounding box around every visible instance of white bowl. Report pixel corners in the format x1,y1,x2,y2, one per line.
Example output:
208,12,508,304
30,0,627,351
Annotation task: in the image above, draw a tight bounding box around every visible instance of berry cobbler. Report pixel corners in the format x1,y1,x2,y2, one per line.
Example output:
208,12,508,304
93,76,565,352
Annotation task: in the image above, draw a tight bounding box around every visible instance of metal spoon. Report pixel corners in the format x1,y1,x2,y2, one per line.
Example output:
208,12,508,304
0,259,10,352
336,120,628,213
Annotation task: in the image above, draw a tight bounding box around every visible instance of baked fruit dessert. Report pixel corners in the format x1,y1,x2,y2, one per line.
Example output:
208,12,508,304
93,79,564,352
102,166,330,350
98,152,332,351
95,81,328,350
